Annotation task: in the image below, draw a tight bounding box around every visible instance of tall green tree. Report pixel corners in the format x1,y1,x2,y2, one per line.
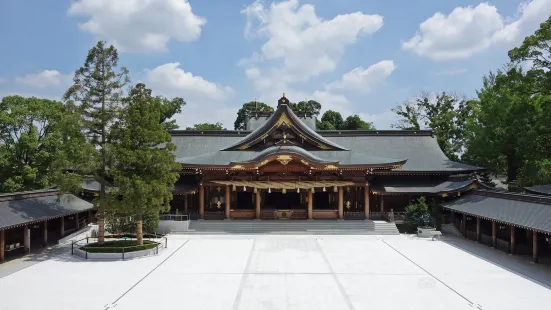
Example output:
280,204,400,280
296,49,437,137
318,110,344,130
0,96,89,192
110,83,180,245
509,16,551,96
234,101,274,130
463,67,539,183
343,115,375,130
158,96,186,131
64,41,130,244
289,100,322,115
186,122,225,130
392,92,474,161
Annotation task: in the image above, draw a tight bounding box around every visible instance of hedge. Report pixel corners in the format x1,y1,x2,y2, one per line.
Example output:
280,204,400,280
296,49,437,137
81,240,159,253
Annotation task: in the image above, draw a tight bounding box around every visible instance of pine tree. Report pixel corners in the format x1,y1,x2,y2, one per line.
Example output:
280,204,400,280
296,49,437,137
64,41,129,244
110,83,180,245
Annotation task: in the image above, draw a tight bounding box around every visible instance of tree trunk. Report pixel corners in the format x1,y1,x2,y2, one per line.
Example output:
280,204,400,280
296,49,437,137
97,181,106,244
136,214,143,246
506,154,519,184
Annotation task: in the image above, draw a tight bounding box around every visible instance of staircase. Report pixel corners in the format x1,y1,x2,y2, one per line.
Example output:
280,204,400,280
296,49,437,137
171,220,400,235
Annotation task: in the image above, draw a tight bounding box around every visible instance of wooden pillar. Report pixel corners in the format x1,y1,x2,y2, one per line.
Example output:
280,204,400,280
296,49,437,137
225,186,231,219
491,221,496,248
307,189,313,219
0,230,5,263
60,216,65,237
532,231,539,263
510,226,516,254
23,224,29,254
364,184,370,219
184,194,189,214
476,217,481,242
199,185,205,219
43,221,48,247
380,196,384,213
255,190,261,219
338,187,344,219
461,214,467,236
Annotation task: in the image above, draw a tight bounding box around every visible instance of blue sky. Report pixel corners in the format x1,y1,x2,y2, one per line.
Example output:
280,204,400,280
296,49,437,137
0,0,549,129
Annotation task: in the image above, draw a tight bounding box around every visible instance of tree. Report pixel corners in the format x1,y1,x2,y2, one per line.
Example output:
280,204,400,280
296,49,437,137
186,122,225,130
508,16,551,96
392,92,475,161
403,196,435,233
0,96,89,192
343,115,375,130
463,67,539,183
110,83,180,245
234,101,274,130
290,100,322,115
158,97,186,131
319,110,344,130
63,41,130,244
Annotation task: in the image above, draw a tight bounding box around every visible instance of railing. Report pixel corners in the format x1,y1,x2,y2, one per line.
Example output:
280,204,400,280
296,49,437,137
343,211,364,220
369,212,386,220
71,235,167,260
516,243,531,255
204,211,225,220
160,214,189,221
368,211,405,222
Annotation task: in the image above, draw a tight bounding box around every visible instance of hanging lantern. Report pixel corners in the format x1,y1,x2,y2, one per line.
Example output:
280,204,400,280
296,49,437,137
311,187,315,193
297,188,300,193
254,187,257,193
268,188,271,193
334,186,338,192
323,186,326,192
232,185,236,191
282,188,287,194
243,186,246,191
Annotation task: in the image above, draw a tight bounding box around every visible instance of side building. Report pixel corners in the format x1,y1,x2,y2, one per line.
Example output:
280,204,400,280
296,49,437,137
169,95,483,220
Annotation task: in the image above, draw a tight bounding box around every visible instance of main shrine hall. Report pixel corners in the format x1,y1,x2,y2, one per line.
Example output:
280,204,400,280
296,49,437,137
168,95,483,221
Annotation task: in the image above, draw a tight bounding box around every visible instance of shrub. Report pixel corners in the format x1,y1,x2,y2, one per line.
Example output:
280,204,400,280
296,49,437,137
81,240,158,253
403,196,436,233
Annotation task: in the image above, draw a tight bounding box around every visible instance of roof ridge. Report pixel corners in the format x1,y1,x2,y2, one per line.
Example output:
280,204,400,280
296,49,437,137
474,189,551,205
0,188,58,202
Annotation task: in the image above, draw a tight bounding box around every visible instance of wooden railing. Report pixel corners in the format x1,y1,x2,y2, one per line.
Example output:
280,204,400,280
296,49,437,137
230,210,256,219
313,210,338,219
343,211,364,220
480,233,492,246
496,238,510,252
204,211,225,220
465,230,477,241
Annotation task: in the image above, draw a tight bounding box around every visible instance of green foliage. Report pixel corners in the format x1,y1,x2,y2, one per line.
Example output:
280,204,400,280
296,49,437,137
0,96,89,193
477,172,497,188
157,96,186,131
392,92,474,161
63,40,130,243
403,197,436,233
81,240,158,253
319,110,344,130
316,121,336,130
508,15,551,96
289,100,322,115
109,83,180,244
105,209,160,234
343,115,375,130
234,101,274,130
462,67,540,182
186,122,225,130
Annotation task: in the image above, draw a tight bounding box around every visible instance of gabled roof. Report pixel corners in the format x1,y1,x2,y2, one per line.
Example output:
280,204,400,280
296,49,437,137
221,101,348,151
0,189,93,230
442,190,551,234
524,184,551,196
371,179,477,195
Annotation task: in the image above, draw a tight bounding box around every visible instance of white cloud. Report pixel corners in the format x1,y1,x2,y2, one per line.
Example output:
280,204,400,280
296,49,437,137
15,70,71,89
403,0,551,60
359,110,398,130
145,62,236,129
241,0,383,83
146,62,234,100
68,0,206,52
326,60,396,92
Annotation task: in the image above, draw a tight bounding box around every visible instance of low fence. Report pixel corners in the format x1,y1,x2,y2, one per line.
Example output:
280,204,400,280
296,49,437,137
72,235,167,261
160,214,189,221
480,233,493,246
465,230,477,241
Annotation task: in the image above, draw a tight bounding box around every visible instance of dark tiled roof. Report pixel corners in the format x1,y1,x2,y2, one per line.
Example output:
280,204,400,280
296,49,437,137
442,190,551,233
371,179,475,195
0,189,93,230
171,131,482,172
524,184,551,196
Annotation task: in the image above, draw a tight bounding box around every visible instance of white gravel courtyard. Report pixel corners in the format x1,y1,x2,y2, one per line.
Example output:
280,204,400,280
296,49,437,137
1,234,551,310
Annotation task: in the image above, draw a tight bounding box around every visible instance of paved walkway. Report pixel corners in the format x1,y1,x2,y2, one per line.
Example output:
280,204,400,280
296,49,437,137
0,234,550,310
